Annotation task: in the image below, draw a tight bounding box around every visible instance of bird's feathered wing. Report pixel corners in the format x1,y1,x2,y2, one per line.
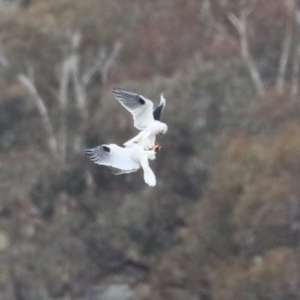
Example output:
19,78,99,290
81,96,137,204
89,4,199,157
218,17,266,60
113,88,154,130
153,94,166,121
85,143,157,186
85,144,140,171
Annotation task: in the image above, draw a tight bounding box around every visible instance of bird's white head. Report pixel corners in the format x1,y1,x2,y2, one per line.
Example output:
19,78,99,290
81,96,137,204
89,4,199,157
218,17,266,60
160,123,168,134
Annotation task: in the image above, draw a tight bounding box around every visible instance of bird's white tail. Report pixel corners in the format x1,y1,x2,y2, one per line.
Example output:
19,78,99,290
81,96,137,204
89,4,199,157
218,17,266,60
141,163,156,186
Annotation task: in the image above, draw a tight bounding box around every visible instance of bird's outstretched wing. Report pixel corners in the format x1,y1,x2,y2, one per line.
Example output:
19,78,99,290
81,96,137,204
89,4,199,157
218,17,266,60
113,88,154,130
85,144,140,171
153,94,166,121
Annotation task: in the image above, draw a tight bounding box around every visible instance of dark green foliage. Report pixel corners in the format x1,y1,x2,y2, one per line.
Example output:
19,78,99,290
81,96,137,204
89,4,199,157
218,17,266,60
30,176,56,220
30,162,87,219
56,165,87,196
0,96,26,150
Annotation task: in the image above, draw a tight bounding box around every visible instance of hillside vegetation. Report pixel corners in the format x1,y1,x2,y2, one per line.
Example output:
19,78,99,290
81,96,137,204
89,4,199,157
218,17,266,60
0,0,300,299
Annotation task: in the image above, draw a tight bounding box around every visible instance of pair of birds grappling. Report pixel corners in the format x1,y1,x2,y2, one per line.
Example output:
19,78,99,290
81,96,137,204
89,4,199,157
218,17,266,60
85,88,168,187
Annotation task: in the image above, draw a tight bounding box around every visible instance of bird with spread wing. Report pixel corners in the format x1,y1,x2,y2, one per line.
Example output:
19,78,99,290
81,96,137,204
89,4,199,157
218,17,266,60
85,143,160,186
85,88,167,187
112,88,167,149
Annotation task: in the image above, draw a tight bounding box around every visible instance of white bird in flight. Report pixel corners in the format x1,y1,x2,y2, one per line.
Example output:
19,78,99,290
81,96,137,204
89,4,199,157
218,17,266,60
85,143,160,186
112,88,168,149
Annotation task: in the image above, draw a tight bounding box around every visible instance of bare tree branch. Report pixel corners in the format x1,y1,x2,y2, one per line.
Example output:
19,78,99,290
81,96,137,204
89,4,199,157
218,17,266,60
228,6,265,96
100,41,122,82
276,0,295,93
70,55,87,112
81,50,104,87
65,31,89,152
69,54,88,152
291,8,300,101
228,13,242,32
57,57,72,165
17,29,121,161
68,32,121,152
18,73,58,158
82,41,122,87
291,42,300,101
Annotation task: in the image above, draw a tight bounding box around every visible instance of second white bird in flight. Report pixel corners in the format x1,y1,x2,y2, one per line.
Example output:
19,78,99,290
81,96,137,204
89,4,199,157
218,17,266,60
113,88,168,149
85,143,158,186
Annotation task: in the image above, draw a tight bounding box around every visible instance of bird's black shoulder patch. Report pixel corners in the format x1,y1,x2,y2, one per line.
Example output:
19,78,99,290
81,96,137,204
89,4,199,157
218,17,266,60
138,97,145,105
103,145,110,153
153,105,163,120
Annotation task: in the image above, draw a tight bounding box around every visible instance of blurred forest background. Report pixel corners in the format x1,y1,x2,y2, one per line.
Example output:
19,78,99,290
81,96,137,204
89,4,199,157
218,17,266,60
1,0,300,299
